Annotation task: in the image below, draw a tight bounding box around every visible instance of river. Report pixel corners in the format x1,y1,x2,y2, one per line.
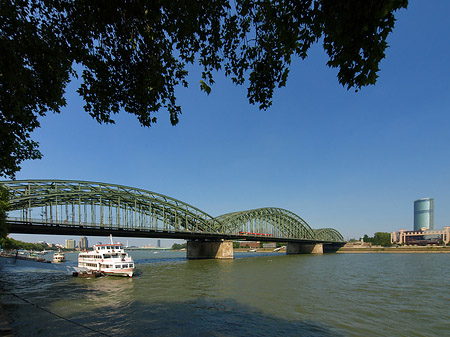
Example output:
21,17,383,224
0,251,449,336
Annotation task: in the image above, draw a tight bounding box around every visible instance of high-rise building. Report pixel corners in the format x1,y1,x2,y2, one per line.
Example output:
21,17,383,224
79,236,88,251
65,239,76,250
414,198,434,231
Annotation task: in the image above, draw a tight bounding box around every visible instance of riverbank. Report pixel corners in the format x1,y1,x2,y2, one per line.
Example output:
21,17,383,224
169,246,450,254
338,246,450,253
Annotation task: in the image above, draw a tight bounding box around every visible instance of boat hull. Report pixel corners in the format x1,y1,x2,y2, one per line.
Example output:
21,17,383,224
102,268,134,278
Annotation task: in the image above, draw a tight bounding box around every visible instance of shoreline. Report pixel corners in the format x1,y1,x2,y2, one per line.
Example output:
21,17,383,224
338,246,450,253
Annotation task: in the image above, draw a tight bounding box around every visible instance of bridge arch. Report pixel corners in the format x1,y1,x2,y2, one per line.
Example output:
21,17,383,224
3,180,224,234
313,228,345,242
1,180,344,243
215,207,317,240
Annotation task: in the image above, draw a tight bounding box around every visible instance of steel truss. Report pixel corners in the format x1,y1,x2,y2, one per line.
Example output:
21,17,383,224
1,180,344,243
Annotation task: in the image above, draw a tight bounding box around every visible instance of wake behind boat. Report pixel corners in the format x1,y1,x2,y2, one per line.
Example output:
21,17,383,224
78,235,135,278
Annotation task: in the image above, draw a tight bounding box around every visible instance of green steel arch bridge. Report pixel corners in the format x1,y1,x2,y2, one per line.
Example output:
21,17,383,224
1,180,344,251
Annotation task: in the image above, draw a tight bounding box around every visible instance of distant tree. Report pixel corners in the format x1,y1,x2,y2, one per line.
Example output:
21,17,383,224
0,237,48,251
171,242,187,250
362,232,392,246
233,241,240,249
362,234,373,243
372,232,392,247
0,0,408,178
0,185,9,239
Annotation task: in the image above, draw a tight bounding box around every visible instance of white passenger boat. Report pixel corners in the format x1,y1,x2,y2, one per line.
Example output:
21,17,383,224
52,251,66,263
78,236,135,278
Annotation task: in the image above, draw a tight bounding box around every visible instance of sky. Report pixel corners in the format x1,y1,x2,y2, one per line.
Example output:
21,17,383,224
6,1,450,247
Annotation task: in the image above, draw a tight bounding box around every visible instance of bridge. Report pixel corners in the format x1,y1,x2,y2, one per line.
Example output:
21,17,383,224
1,180,345,258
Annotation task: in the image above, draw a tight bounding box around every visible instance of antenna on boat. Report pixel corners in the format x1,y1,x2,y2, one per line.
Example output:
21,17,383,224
110,234,114,244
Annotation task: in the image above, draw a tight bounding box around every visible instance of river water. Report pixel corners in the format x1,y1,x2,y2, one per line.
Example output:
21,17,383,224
0,251,449,336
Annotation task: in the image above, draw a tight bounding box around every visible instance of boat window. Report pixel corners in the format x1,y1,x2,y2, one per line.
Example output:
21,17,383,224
103,254,111,258
106,246,111,250
123,264,128,268
130,264,134,268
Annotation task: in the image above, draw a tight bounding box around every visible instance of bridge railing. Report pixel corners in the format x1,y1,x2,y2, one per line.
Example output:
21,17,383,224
2,180,345,243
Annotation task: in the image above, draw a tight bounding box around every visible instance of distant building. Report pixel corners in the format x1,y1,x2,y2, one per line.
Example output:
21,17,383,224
391,227,450,245
79,236,88,251
65,239,76,250
414,198,434,231
391,198,448,246
262,242,276,248
239,241,260,248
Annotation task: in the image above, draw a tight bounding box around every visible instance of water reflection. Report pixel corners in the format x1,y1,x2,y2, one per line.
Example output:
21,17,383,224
50,277,136,316
2,252,450,336
100,297,345,337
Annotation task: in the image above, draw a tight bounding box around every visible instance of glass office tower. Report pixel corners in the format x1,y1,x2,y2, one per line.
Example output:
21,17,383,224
414,198,434,231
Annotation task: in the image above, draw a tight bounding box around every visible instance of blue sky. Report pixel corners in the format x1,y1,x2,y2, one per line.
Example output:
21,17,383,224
8,1,450,246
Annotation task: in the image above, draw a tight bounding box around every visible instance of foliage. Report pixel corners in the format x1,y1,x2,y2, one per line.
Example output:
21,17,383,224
362,232,392,247
362,234,373,243
0,185,9,239
373,232,392,247
0,0,408,178
233,241,240,249
171,242,187,250
0,237,50,251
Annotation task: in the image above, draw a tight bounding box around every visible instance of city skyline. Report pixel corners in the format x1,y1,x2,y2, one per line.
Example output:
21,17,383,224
5,1,450,245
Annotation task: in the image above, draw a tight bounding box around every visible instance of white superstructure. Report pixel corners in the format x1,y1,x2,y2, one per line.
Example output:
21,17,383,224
53,252,66,263
78,236,135,277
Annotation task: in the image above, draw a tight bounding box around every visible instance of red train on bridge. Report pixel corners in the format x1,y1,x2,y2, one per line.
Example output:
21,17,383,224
238,231,273,237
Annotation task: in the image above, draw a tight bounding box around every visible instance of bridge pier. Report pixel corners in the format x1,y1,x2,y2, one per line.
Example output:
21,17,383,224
323,243,345,253
187,240,234,259
286,243,323,254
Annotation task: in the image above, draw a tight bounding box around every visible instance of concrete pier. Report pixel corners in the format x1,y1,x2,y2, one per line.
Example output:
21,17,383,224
187,240,234,259
323,243,345,253
286,243,323,254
